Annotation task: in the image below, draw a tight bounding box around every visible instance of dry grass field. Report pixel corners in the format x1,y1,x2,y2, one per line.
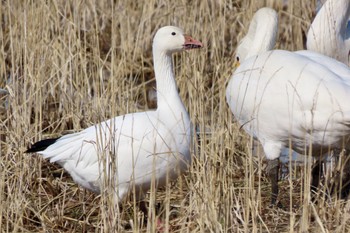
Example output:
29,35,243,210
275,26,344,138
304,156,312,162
1,0,350,232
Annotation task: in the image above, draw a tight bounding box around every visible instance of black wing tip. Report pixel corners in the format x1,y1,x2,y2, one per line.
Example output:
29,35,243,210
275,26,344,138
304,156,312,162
25,137,60,153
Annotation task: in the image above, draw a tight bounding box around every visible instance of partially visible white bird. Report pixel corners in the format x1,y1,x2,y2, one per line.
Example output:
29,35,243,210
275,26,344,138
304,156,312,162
307,0,350,66
227,7,350,205
234,7,278,66
26,26,203,204
229,7,283,204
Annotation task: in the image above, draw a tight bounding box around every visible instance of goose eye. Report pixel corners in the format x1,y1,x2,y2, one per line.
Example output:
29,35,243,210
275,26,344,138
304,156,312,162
236,56,240,62
171,32,176,36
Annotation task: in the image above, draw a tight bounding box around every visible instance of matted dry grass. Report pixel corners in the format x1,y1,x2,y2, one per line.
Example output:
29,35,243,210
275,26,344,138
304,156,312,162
1,0,350,232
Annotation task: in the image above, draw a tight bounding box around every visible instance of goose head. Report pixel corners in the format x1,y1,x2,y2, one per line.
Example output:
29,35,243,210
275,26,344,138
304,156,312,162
234,8,278,66
153,26,203,54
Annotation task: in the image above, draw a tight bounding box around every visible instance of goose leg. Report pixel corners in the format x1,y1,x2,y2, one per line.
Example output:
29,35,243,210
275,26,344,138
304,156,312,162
327,153,349,199
266,158,280,206
311,160,322,196
327,154,350,199
138,201,165,232
340,156,350,199
138,200,148,218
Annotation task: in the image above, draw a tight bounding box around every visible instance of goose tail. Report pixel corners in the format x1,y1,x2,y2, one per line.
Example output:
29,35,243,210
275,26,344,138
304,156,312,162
25,137,60,153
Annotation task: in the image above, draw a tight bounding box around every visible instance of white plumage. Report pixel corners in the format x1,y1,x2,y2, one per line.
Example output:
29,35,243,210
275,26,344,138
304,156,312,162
28,26,203,202
227,50,350,159
226,7,350,204
307,0,350,66
235,7,278,64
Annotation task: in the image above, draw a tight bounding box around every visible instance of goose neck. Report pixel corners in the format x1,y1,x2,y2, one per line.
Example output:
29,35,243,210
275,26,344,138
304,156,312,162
238,9,278,61
319,0,349,37
153,49,183,111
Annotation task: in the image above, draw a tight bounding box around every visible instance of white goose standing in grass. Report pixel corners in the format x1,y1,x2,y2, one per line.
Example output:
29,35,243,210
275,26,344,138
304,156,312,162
226,7,350,205
307,0,350,66
26,26,202,205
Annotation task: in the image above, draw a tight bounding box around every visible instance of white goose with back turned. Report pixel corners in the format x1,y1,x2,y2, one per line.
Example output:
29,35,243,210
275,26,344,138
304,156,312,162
226,8,350,206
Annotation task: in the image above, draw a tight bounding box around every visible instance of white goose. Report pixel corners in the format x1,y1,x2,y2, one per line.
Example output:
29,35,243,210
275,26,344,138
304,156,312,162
307,0,350,66
26,26,203,203
226,8,350,205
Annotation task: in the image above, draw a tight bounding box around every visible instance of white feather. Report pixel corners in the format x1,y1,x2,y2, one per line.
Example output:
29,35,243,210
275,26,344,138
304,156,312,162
307,0,350,66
